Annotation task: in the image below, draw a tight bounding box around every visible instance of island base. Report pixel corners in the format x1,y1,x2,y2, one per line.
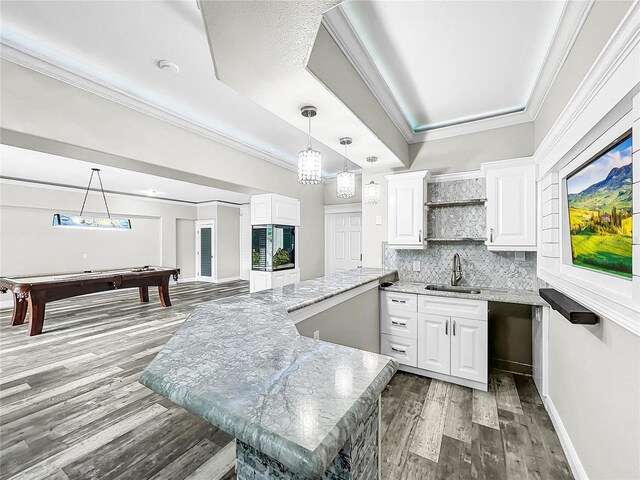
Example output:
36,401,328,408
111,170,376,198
236,402,380,479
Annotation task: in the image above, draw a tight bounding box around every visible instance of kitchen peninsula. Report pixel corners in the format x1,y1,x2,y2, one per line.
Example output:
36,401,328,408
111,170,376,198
140,268,399,480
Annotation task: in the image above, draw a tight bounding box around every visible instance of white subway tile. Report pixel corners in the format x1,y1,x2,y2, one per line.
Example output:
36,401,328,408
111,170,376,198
542,183,559,203
541,243,559,258
542,229,559,243
542,198,559,217
541,172,559,190
634,214,640,245
542,214,559,230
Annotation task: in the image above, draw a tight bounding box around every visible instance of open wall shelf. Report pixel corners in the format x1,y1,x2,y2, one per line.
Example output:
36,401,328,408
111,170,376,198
425,199,486,208
426,237,486,242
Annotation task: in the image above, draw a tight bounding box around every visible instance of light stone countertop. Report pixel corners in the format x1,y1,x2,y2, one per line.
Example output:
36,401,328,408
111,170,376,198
382,281,548,306
140,268,399,479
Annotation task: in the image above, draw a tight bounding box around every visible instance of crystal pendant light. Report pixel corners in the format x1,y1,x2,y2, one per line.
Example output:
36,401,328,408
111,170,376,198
336,137,356,198
363,156,380,204
298,106,322,185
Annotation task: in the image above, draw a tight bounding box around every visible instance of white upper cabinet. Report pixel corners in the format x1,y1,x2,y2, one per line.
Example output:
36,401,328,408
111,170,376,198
250,194,300,226
385,171,430,249
484,159,537,251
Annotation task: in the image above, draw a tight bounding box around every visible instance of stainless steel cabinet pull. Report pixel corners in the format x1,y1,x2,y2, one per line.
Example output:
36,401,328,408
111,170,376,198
391,299,406,303
453,320,456,336
419,229,422,243
391,346,407,353
489,228,494,243
445,319,449,335
391,320,407,326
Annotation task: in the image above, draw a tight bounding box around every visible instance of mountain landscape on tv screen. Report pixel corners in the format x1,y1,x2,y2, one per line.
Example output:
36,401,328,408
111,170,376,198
567,136,633,278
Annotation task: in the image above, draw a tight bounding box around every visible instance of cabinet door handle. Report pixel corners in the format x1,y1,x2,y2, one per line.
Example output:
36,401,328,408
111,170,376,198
391,299,406,304
453,320,456,336
445,319,449,336
418,229,422,243
489,228,494,243
391,320,407,327
391,345,407,353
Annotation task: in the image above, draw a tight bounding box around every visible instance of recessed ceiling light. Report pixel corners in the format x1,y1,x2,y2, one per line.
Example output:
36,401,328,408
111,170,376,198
157,60,179,74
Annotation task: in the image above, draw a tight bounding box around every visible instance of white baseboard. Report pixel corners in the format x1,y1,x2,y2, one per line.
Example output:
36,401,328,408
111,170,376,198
175,277,196,283
544,396,588,480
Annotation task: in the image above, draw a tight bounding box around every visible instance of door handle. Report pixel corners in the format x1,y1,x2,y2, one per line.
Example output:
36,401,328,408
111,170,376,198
391,345,407,353
418,229,422,243
391,320,407,326
453,320,456,336
489,228,494,243
445,319,449,336
391,299,406,304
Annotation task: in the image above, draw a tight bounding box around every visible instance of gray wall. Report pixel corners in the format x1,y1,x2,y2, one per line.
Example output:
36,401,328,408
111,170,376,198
488,303,532,375
176,218,195,279
323,177,362,205
0,60,326,282
0,182,195,276
296,286,380,353
534,0,634,147
216,205,240,279
548,311,640,480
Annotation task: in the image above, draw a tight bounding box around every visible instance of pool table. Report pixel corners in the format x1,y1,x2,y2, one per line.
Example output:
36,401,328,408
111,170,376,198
0,267,179,336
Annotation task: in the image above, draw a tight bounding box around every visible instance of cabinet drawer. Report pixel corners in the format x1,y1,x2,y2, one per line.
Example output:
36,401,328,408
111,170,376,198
418,295,487,321
381,334,417,367
381,311,417,340
382,291,417,313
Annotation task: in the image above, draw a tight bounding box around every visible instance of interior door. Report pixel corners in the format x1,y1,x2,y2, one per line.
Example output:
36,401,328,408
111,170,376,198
450,316,488,383
196,223,215,282
327,212,362,273
417,313,450,374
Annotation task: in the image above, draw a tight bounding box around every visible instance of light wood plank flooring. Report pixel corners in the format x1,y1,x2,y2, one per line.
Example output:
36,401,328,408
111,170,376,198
1,282,572,479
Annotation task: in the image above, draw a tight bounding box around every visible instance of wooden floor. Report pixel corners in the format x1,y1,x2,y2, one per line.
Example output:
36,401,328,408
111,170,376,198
0,282,572,480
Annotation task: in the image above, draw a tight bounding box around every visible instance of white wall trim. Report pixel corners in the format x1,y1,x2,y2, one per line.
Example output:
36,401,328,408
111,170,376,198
536,0,640,176
544,396,589,480
428,170,484,183
323,203,362,214
322,1,591,143
289,281,378,324
0,40,298,175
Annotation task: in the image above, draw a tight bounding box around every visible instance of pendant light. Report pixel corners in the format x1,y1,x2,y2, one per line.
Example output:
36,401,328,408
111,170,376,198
363,156,380,204
298,106,322,185
52,168,132,229
336,137,356,198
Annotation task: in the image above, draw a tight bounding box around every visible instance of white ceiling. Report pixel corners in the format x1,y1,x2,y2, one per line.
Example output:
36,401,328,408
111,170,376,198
0,145,251,204
339,0,565,133
0,0,357,176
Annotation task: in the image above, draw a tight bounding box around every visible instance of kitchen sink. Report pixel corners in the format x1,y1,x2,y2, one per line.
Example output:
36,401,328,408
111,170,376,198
425,285,481,294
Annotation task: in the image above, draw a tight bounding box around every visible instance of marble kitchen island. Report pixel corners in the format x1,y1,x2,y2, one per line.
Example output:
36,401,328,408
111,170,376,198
140,268,399,479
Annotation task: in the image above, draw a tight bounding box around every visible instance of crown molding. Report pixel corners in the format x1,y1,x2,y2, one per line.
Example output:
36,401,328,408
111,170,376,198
322,1,592,143
0,39,299,175
428,169,484,183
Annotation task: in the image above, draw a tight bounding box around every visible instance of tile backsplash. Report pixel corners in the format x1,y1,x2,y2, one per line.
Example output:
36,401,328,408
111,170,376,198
384,177,541,291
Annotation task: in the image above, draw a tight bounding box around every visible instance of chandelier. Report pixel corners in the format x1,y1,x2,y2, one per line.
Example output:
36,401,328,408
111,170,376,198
298,106,322,185
52,168,131,229
363,156,380,204
336,137,356,198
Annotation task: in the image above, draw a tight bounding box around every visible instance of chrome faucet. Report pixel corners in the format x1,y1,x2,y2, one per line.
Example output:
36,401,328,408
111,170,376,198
451,253,462,286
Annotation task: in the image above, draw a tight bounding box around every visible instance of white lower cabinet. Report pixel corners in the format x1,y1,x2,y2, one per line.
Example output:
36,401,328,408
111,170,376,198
381,334,418,367
450,317,488,383
381,291,488,389
250,270,300,293
417,313,450,375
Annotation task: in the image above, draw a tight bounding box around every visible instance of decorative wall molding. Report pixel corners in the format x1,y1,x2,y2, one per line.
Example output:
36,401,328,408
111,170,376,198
544,396,589,480
0,40,299,175
322,0,593,143
323,203,362,214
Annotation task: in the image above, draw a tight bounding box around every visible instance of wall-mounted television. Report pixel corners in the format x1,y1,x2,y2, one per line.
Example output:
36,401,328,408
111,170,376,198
566,132,633,278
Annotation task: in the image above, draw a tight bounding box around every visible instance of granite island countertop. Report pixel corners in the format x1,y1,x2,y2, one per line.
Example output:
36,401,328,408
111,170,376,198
140,268,399,479
381,280,547,306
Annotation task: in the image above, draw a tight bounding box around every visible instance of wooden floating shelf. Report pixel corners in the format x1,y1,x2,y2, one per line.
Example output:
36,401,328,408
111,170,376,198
425,199,487,208
426,237,486,242
539,288,599,325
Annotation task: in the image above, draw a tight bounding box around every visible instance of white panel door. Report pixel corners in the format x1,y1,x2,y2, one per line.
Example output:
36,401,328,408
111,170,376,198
450,316,488,383
327,213,362,273
486,162,536,249
388,178,424,245
417,313,450,374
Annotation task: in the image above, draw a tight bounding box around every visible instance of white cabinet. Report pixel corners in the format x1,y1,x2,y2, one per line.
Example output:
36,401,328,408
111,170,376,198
484,159,537,251
450,316,487,383
250,270,299,293
385,171,430,249
417,313,450,374
251,194,300,226
381,291,488,390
